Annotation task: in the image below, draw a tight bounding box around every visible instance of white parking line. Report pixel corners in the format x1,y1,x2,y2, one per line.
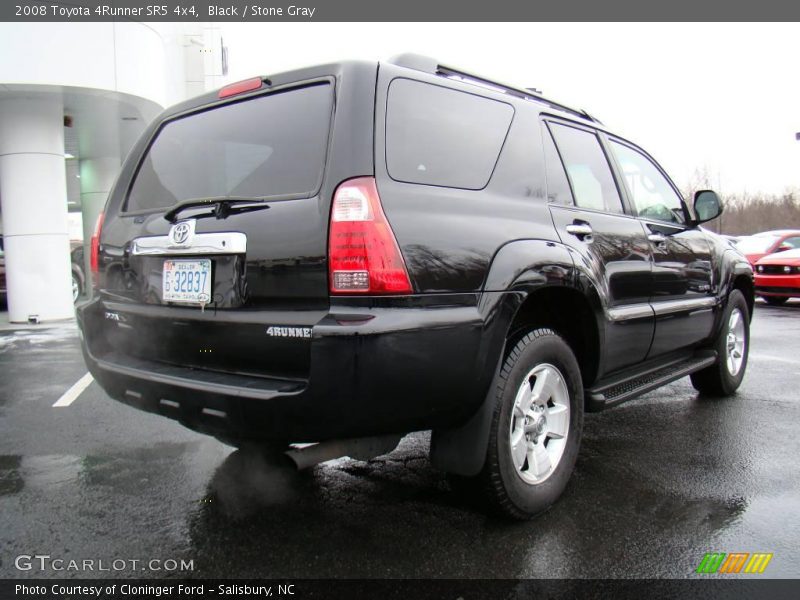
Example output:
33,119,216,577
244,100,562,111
52,372,94,407
749,353,800,366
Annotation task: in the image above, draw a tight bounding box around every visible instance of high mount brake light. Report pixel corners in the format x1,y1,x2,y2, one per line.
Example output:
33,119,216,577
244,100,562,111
218,77,264,99
328,177,412,295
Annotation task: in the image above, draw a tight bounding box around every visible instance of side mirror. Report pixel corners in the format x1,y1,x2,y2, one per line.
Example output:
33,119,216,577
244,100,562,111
776,244,792,252
693,190,723,224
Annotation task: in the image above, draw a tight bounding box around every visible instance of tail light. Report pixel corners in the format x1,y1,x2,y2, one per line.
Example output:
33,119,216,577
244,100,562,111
328,177,412,294
90,211,104,277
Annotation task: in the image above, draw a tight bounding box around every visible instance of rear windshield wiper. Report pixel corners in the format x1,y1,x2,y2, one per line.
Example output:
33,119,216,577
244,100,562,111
163,192,310,223
164,196,263,222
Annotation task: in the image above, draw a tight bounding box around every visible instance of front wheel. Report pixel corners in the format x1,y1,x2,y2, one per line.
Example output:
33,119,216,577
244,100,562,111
479,328,583,520
691,290,750,396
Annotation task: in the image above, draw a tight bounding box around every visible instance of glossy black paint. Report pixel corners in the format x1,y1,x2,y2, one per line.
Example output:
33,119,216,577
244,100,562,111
549,204,654,374
79,295,496,442
374,62,554,294
645,221,716,357
78,58,753,453
99,63,377,308
94,63,376,379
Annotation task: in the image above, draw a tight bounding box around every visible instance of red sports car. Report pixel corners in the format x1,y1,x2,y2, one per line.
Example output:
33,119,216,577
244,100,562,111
755,248,800,306
736,229,800,265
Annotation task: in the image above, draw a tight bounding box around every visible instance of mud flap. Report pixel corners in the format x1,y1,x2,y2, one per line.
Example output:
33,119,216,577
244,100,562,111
429,357,502,477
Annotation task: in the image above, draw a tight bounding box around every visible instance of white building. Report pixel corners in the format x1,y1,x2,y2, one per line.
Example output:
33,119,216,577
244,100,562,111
0,22,226,322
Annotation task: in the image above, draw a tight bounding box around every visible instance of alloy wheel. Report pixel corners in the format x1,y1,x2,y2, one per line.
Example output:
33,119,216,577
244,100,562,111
725,308,746,376
508,363,570,485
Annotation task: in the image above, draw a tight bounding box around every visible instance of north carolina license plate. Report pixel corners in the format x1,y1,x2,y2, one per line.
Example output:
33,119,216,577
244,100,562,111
162,259,212,304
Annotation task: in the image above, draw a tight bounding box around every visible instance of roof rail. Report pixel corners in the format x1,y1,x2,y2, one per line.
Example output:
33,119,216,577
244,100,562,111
386,53,600,124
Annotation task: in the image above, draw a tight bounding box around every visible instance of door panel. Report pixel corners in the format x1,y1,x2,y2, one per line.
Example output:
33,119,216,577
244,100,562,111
604,136,716,358
644,220,715,357
551,206,654,374
545,121,654,376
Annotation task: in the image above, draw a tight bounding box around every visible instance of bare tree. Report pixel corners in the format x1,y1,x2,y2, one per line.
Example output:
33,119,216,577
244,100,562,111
680,167,799,235
701,189,800,235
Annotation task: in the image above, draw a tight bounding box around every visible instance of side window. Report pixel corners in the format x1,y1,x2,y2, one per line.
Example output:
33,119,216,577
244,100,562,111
541,125,574,205
609,140,686,225
780,236,800,249
548,123,624,214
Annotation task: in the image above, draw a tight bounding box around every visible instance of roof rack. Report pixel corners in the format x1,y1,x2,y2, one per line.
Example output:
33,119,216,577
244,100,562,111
386,53,600,124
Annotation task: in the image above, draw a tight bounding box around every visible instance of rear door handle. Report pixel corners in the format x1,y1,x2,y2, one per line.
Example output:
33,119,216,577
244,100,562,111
566,223,593,238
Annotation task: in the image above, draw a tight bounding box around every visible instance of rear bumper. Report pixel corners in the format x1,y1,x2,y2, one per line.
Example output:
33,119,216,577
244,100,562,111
77,296,493,442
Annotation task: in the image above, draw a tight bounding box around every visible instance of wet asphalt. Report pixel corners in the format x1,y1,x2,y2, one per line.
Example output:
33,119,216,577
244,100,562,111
0,300,798,580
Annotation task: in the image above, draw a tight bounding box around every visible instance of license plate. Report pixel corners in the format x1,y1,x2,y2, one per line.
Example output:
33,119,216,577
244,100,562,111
162,259,212,304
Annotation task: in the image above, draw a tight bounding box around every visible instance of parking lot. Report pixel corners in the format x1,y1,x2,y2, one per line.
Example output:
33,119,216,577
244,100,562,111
0,300,798,579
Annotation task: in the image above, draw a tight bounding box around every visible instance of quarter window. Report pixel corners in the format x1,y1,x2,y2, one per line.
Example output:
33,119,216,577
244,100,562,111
542,126,574,205
609,140,686,224
385,79,514,189
548,123,623,214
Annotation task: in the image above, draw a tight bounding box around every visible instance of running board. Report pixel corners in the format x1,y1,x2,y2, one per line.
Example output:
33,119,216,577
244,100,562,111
586,351,718,411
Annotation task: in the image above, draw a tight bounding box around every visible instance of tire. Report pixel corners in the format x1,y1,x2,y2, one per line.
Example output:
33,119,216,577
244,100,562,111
690,290,750,396
763,296,788,306
478,328,584,520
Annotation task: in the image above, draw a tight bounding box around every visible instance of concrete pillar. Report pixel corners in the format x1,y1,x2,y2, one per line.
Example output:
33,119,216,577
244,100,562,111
79,156,120,296
0,97,73,323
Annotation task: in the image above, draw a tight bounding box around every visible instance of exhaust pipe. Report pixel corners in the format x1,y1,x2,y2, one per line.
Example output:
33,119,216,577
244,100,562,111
285,434,402,470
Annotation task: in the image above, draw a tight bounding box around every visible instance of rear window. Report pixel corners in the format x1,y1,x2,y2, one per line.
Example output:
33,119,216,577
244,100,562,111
126,83,333,212
385,79,513,190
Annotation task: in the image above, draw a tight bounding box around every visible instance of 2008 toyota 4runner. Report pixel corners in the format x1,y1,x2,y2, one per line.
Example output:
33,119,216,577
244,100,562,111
78,54,754,519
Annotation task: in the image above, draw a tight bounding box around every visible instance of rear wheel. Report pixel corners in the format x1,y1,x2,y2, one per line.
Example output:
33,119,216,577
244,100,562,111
478,328,583,520
691,290,750,396
763,296,788,306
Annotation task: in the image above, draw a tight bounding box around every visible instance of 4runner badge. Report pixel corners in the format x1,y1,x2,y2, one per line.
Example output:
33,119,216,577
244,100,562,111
266,326,312,339
169,220,195,247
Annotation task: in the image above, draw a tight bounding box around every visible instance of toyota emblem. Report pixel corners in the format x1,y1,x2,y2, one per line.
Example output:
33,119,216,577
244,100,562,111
169,220,195,246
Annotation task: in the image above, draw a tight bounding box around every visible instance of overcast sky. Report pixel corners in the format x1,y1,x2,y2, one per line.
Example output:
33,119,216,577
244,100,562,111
221,22,800,197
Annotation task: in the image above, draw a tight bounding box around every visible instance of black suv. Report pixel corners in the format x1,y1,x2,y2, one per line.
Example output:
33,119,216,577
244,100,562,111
78,55,754,519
